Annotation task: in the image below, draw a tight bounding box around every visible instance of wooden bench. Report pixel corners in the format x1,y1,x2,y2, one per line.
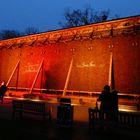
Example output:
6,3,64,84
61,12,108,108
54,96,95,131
89,108,140,131
12,99,51,121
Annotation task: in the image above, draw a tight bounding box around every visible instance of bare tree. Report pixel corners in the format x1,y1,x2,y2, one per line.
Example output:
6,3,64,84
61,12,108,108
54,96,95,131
0,29,21,40
112,14,121,20
59,6,110,28
24,27,39,35
0,27,39,40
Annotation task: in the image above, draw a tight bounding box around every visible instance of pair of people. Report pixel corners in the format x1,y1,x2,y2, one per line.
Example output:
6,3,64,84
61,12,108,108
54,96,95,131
97,85,118,121
0,81,7,103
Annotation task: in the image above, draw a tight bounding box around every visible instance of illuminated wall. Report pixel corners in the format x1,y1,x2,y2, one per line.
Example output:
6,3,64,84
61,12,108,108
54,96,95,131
0,15,140,94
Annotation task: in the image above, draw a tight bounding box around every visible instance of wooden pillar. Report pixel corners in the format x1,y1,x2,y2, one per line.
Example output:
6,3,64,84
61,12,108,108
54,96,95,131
29,58,44,94
108,52,113,87
63,57,73,96
6,60,20,87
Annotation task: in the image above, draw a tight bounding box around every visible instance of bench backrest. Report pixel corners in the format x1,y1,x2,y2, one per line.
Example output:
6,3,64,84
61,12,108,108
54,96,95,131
89,108,140,128
22,100,46,113
12,99,46,113
12,99,23,110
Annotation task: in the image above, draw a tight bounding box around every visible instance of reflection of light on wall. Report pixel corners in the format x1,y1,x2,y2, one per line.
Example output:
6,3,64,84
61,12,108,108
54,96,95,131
18,97,25,100
119,108,131,112
119,105,138,112
31,99,41,102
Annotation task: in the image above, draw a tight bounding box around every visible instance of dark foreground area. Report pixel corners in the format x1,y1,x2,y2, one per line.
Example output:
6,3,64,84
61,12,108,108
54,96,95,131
0,97,139,140
0,117,139,140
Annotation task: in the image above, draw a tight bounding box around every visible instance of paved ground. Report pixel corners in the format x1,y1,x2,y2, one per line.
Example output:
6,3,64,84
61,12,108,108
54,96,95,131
0,97,139,140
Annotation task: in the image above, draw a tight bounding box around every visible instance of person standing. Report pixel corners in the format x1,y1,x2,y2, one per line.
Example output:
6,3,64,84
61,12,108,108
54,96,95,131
0,81,7,103
97,85,111,129
110,89,118,121
97,85,111,114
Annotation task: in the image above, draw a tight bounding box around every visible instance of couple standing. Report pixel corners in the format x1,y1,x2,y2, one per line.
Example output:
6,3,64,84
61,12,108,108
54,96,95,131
97,85,118,121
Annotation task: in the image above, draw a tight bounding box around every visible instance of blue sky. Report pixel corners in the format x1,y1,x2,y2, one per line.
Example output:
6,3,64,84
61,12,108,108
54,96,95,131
0,0,140,32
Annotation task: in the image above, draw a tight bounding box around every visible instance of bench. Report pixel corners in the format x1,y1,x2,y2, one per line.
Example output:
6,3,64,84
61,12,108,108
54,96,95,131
12,99,51,121
89,108,140,131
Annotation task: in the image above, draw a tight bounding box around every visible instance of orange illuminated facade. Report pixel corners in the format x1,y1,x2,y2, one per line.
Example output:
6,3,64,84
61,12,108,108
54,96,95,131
0,15,140,95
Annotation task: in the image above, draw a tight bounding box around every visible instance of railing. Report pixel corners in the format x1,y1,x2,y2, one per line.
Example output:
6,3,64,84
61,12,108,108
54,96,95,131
89,108,140,131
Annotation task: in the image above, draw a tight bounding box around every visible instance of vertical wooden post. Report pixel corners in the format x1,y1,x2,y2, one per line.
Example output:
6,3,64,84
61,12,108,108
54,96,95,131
15,62,20,91
40,60,44,93
63,57,73,96
29,58,44,94
111,60,115,90
6,60,20,87
108,52,113,87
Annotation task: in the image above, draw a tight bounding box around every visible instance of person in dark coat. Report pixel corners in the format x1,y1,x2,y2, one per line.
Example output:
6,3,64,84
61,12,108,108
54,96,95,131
96,85,111,130
0,81,7,103
97,85,111,112
97,85,110,130
110,89,118,121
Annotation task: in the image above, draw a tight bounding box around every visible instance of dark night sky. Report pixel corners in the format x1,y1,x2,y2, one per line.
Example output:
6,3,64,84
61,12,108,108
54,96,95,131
0,0,140,32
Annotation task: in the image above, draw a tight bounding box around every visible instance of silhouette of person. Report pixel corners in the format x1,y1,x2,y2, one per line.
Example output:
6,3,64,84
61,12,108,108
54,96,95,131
110,89,118,121
97,85,111,113
0,81,7,103
97,85,111,130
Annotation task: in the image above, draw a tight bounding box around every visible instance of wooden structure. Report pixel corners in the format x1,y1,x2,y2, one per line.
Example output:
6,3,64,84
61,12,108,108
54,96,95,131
0,15,140,96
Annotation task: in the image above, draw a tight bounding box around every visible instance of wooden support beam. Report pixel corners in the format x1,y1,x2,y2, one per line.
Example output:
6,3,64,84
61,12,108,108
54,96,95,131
108,52,113,87
29,58,44,94
6,60,20,87
63,57,73,96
